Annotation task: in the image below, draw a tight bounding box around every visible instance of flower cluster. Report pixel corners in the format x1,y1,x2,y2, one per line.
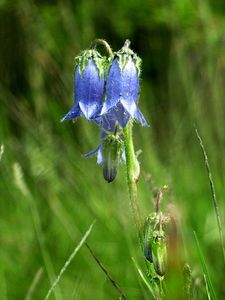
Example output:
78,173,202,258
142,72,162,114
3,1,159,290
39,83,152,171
62,40,148,182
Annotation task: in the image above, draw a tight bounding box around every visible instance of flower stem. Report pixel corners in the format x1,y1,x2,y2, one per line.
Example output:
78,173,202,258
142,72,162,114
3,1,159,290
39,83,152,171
124,121,142,242
90,39,114,57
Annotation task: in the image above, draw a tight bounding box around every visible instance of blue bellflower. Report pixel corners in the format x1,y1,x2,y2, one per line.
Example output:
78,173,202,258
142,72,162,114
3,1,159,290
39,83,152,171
61,50,105,122
101,44,148,129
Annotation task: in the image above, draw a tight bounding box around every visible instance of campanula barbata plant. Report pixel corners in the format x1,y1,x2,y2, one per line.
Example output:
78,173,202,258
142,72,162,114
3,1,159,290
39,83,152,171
62,39,148,183
62,39,176,298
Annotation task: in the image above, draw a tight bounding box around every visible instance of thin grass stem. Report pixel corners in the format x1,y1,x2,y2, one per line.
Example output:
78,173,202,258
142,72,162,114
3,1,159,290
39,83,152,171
25,267,43,300
13,163,61,300
44,221,95,300
195,128,225,268
85,243,127,300
47,196,127,299
0,144,4,161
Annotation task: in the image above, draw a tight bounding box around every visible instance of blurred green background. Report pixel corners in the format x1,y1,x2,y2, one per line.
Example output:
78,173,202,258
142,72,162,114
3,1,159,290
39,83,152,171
0,0,225,299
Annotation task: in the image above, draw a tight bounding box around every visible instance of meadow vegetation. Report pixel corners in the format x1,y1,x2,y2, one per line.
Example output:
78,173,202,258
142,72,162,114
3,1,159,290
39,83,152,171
0,0,225,299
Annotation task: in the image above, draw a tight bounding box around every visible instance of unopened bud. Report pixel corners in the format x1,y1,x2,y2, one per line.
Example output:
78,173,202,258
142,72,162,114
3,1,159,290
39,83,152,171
102,135,123,183
151,232,167,276
143,213,168,277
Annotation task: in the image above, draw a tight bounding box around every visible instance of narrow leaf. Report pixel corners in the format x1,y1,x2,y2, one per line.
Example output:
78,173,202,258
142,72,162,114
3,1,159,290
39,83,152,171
194,231,217,300
132,258,156,299
44,221,95,300
195,128,225,267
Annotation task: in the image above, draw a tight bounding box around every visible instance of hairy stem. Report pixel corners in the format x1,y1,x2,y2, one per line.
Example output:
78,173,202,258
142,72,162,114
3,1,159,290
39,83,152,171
85,243,127,300
124,121,142,241
90,38,114,57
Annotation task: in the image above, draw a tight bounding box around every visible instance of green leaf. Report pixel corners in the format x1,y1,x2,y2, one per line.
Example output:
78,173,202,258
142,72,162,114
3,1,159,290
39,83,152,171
44,221,95,300
132,258,158,299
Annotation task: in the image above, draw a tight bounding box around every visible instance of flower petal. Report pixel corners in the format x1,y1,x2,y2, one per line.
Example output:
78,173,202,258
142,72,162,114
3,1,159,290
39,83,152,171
120,98,137,118
83,145,102,164
79,102,99,120
83,146,99,158
101,102,130,130
61,105,81,122
75,59,104,120
102,58,122,113
120,59,139,103
101,111,118,132
111,102,130,128
134,109,149,127
97,146,103,164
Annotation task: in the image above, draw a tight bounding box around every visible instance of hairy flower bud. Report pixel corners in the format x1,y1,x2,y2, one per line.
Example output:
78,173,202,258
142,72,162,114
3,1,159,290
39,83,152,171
83,129,125,182
102,134,123,183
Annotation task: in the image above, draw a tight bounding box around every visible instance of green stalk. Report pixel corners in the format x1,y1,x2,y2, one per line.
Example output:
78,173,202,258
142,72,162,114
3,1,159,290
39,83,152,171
124,121,142,241
90,38,114,57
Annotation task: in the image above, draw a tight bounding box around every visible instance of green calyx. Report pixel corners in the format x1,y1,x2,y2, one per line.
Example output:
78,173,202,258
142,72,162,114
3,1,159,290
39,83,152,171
116,43,142,76
74,49,107,78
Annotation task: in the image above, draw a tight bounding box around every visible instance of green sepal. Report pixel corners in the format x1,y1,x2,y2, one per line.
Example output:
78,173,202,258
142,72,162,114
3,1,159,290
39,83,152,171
103,55,115,78
74,49,106,78
116,45,142,76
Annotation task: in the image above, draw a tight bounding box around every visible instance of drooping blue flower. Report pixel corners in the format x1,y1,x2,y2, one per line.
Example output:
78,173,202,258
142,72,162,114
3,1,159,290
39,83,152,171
61,50,105,122
101,43,148,129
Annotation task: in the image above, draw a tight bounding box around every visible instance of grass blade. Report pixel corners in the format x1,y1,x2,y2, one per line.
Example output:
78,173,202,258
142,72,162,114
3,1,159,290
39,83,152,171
132,258,157,299
44,221,95,300
194,231,217,300
0,266,7,300
85,243,128,300
25,267,43,300
0,144,4,161
13,162,61,300
195,128,225,268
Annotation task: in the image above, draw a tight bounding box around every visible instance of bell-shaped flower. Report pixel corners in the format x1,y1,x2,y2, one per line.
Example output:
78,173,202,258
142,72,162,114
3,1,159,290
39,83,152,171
101,44,148,129
61,50,105,122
